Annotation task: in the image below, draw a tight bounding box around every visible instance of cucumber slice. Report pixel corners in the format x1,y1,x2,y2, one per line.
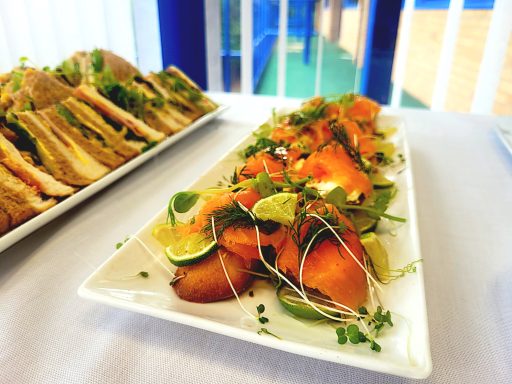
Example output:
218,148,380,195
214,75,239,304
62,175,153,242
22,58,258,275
370,172,394,188
360,232,390,282
165,232,218,267
352,210,378,234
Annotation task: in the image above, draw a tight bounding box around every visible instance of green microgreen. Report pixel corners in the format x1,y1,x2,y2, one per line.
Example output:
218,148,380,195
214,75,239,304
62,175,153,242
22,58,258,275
167,191,201,225
326,186,406,223
370,259,422,283
141,141,158,153
115,236,130,249
169,275,185,286
11,71,24,92
242,137,289,161
91,49,104,73
335,306,392,352
257,328,281,339
256,304,269,324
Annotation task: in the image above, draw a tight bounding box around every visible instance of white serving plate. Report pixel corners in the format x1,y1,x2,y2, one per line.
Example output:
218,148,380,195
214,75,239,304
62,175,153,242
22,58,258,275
0,105,228,253
78,113,432,379
496,117,512,155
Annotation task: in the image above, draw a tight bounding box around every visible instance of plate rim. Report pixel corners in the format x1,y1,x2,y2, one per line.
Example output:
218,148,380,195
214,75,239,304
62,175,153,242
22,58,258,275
495,119,512,155
78,112,432,379
0,105,228,253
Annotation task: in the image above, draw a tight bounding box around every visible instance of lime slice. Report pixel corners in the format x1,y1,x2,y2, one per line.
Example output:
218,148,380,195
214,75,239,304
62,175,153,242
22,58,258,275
252,192,297,226
360,232,390,282
165,232,218,267
277,287,339,320
375,141,395,158
152,223,183,247
370,172,394,188
376,127,397,139
352,211,378,234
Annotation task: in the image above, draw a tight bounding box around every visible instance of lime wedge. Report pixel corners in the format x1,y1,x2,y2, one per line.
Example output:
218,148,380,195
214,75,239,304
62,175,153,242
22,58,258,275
376,127,397,139
165,232,218,267
152,223,183,247
252,192,297,226
360,232,390,282
370,172,394,188
277,287,339,320
375,141,395,158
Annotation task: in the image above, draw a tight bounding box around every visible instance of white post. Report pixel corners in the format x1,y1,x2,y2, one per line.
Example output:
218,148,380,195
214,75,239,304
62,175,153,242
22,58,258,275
314,3,324,96
204,0,223,91
431,0,463,111
471,0,512,114
131,0,163,72
241,0,254,94
277,0,288,97
390,0,415,107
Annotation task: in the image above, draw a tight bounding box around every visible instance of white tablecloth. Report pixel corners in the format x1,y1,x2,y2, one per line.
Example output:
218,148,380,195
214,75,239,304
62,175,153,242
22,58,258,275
1,93,511,383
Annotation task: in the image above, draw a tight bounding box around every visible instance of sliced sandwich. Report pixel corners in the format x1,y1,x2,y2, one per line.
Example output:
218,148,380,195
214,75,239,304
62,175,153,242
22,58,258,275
39,105,126,169
0,164,56,234
74,84,165,143
58,49,141,87
8,111,109,186
63,49,200,136
0,130,74,196
6,68,73,112
59,97,142,159
164,66,217,113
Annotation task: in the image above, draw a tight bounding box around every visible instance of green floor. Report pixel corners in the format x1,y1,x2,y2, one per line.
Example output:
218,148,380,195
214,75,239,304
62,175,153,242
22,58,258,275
255,36,426,108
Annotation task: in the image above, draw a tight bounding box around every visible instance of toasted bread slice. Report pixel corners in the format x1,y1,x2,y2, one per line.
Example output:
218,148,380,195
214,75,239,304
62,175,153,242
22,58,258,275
39,106,125,169
165,66,217,112
74,85,165,143
145,72,203,119
0,164,56,228
63,49,140,85
10,69,73,111
130,81,191,135
15,111,109,186
0,132,74,196
0,208,10,235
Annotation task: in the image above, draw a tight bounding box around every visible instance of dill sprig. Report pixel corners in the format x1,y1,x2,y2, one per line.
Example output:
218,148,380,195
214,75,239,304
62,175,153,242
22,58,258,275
289,204,347,261
329,120,370,174
201,201,255,240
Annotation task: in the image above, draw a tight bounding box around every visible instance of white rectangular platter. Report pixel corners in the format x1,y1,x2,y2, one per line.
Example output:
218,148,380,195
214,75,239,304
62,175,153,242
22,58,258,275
0,105,228,253
78,113,432,379
496,116,512,155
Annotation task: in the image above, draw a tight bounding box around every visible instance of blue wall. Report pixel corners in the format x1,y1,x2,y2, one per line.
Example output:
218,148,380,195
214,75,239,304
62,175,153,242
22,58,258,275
344,0,494,9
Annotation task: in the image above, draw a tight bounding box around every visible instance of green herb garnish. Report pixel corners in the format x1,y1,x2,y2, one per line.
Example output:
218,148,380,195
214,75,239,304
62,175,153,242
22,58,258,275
335,306,392,352
167,191,201,225
256,304,269,324
91,49,104,73
257,328,281,339
329,121,370,174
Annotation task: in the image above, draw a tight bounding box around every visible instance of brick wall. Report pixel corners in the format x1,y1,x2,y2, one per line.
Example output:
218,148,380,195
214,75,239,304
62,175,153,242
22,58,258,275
337,8,512,115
